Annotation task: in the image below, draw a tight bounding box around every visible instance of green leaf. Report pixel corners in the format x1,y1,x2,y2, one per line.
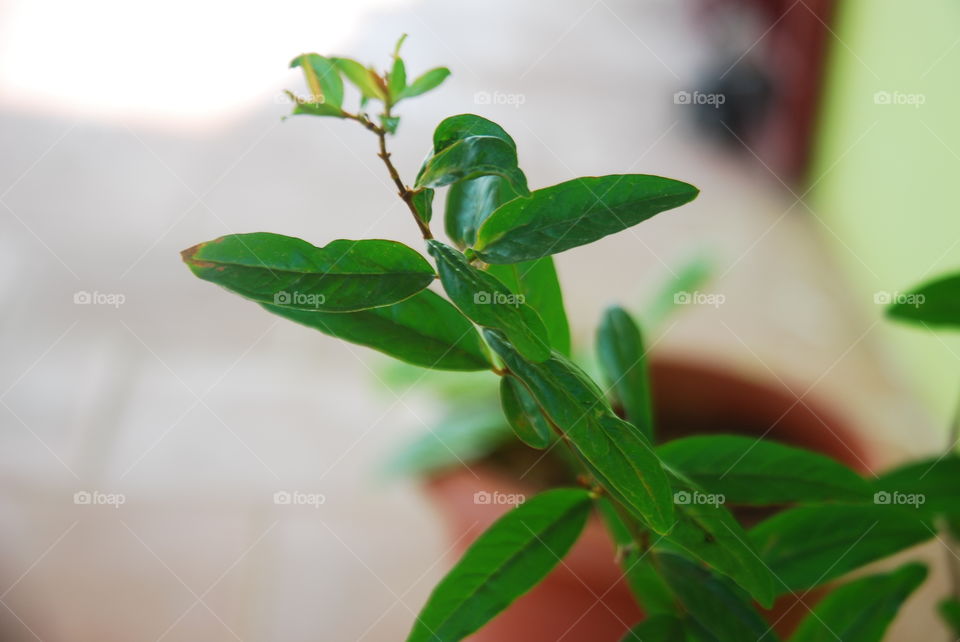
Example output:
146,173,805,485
621,615,690,641
416,136,529,195
411,188,434,225
483,329,675,533
388,56,407,99
407,488,593,642
398,67,451,100
658,435,870,505
873,456,960,516
663,473,776,608
499,375,552,448
790,562,927,642
938,597,960,638
656,552,773,642
427,241,551,362
488,258,570,356
597,306,654,439
644,253,713,328
596,498,676,615
290,53,344,109
445,176,518,248
380,114,400,134
432,114,517,153
474,175,700,264
330,57,386,102
287,90,345,118
382,408,510,478
886,272,960,328
750,504,934,592
181,233,434,312
261,289,491,371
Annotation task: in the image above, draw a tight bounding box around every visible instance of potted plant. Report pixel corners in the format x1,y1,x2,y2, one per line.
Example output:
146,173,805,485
182,37,960,641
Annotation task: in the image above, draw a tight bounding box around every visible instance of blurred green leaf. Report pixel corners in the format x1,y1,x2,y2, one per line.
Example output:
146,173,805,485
938,597,960,638
790,562,927,642
330,57,386,102
382,408,509,478
499,375,553,449
182,234,434,312
644,254,713,328
428,241,551,362
262,289,491,371
407,488,592,642
388,57,406,99
750,504,933,592
597,306,654,440
872,456,960,516
398,67,451,100
290,53,344,109
621,614,691,641
658,435,870,505
474,175,699,264
887,272,960,328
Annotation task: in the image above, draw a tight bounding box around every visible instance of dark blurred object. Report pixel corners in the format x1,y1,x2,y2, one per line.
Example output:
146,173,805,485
690,0,838,183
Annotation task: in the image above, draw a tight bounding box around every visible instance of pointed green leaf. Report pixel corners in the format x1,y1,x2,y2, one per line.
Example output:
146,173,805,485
388,56,406,98
483,329,675,533
181,234,434,312
290,53,344,109
658,435,870,505
474,175,700,264
261,289,490,371
873,455,960,516
750,504,934,592
886,272,960,328
644,253,713,327
663,472,776,607
488,258,571,356
499,375,552,448
411,188,434,225
407,488,593,642
938,597,960,638
597,306,654,439
790,562,927,642
445,176,518,248
656,552,773,642
416,136,529,195
427,241,551,362
398,67,451,100
330,57,386,102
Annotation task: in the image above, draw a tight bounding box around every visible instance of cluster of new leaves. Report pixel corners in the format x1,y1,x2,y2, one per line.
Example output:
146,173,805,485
182,39,957,641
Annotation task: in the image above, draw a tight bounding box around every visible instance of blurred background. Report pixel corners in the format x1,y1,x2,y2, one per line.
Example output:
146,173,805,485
2,0,960,639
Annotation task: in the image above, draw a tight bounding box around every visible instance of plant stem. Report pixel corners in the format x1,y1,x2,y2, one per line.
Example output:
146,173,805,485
348,109,433,240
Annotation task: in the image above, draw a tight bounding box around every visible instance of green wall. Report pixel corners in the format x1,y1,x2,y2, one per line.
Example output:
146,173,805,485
811,0,960,427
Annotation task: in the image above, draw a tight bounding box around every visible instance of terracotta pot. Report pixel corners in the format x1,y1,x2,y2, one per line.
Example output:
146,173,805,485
423,358,873,642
